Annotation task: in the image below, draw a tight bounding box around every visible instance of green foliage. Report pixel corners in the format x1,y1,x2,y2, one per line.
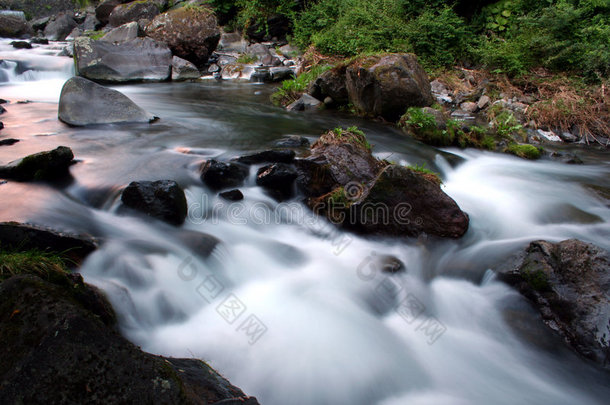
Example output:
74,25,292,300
475,0,610,80
236,0,296,33
506,143,542,159
236,53,257,64
333,126,372,150
292,0,469,67
399,107,452,146
271,64,332,105
490,108,524,139
408,163,442,185
0,248,69,283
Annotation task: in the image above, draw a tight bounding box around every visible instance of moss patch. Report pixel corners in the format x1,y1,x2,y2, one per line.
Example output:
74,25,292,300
506,144,542,160
0,248,69,283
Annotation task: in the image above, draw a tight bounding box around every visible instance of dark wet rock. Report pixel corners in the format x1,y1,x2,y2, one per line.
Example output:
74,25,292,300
298,128,469,238
171,55,200,81
219,189,244,201
236,149,295,165
0,11,31,38
274,135,310,148
30,16,50,31
59,76,156,126
498,240,610,368
43,13,77,41
121,180,187,225
308,66,348,105
0,123,4,131
0,146,74,181
256,163,297,200
100,21,141,42
10,40,31,49
0,273,259,404
286,94,321,112
74,36,172,83
296,129,385,197
345,53,433,121
109,0,160,27
200,160,249,191
0,106,5,114
145,5,220,67
339,165,469,238
29,37,49,44
0,222,97,264
250,66,271,83
0,138,18,146
96,0,131,26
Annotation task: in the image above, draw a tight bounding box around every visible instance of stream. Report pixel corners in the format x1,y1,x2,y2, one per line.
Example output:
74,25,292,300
1,39,609,405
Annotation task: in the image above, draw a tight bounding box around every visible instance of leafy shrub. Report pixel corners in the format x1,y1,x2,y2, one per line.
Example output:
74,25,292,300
271,64,333,106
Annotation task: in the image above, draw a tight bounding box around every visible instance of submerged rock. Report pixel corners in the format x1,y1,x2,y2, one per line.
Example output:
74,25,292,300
145,5,220,67
0,273,259,404
121,180,187,225
256,163,298,200
10,40,31,49
200,160,249,191
499,240,610,368
59,76,157,126
74,36,172,83
0,146,74,181
219,189,244,201
0,222,97,264
236,149,295,165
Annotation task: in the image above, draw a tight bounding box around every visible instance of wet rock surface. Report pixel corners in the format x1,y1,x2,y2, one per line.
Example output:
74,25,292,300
499,239,610,367
121,180,188,225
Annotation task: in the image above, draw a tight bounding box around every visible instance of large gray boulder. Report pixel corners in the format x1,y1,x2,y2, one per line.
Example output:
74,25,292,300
58,76,156,126
74,36,172,82
0,11,31,38
43,13,77,41
345,53,433,121
145,5,220,67
100,21,141,43
499,240,610,368
108,0,160,27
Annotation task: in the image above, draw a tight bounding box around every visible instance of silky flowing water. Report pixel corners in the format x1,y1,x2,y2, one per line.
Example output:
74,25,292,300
1,40,609,404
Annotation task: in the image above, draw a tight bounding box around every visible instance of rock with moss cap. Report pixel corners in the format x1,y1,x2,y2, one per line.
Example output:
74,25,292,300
145,5,220,67
498,239,610,368
345,53,433,121
297,127,469,238
0,268,259,404
0,146,74,181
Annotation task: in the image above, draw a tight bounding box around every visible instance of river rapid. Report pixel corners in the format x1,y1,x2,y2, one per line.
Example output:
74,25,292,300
1,39,609,405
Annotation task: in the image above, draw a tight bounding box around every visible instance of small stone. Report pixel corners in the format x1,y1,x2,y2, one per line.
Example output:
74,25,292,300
200,160,249,190
219,189,244,201
236,149,295,165
477,95,490,110
273,135,310,148
10,41,32,49
286,94,321,112
460,101,478,113
0,138,19,146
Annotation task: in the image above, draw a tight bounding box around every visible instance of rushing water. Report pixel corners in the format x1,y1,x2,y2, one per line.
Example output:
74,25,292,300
1,39,609,404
